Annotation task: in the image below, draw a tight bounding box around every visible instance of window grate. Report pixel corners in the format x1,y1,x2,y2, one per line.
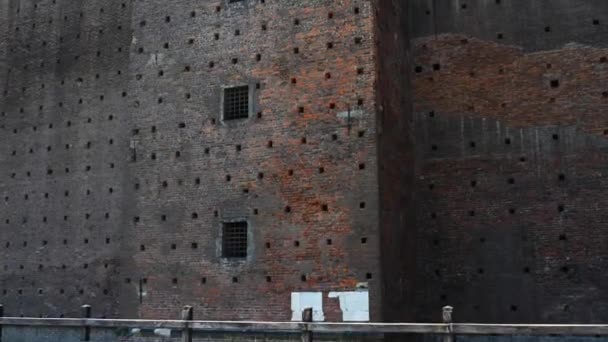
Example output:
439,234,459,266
222,221,248,258
223,86,249,120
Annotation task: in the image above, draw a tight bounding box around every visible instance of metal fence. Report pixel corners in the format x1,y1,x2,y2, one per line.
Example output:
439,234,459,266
1,305,607,342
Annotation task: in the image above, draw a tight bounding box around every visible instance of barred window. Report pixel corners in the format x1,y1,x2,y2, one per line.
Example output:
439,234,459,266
222,221,248,258
223,85,249,121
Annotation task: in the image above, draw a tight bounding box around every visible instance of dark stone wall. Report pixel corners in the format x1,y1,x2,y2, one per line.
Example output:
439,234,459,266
0,0,382,321
0,0,135,318
410,0,608,51
374,0,416,323
407,0,608,323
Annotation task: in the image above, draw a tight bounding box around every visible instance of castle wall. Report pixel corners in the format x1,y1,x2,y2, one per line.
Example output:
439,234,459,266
408,0,608,323
0,0,381,321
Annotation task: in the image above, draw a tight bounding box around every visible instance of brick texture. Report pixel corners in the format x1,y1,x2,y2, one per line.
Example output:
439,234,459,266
0,0,383,321
408,0,608,324
6,0,606,327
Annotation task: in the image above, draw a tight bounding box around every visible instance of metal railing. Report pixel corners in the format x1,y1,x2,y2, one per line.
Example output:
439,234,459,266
1,305,607,341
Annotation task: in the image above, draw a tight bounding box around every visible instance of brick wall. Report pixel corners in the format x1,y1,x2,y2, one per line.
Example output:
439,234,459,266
8,0,604,325
374,0,416,323
407,0,608,323
126,0,380,321
0,0,382,321
0,0,134,318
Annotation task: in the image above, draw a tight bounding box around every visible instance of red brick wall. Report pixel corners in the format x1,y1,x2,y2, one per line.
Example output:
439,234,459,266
407,1,608,323
124,0,381,321
0,0,382,321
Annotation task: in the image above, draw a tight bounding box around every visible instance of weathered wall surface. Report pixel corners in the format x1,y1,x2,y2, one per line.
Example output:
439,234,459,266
408,0,608,323
0,0,381,321
0,0,135,318
124,0,379,321
374,0,415,323
8,0,606,325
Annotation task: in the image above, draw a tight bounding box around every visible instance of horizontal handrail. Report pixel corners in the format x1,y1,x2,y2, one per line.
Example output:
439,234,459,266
0,318,608,336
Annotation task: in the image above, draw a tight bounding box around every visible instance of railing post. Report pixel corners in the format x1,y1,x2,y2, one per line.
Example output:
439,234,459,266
0,304,4,342
301,307,313,342
81,305,91,341
181,306,193,342
442,306,453,342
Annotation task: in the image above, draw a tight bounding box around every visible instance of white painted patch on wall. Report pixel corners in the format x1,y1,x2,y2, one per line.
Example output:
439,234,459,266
146,53,164,67
328,290,370,322
153,328,172,337
336,109,366,119
291,292,325,321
